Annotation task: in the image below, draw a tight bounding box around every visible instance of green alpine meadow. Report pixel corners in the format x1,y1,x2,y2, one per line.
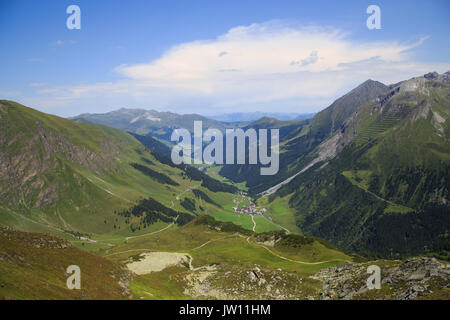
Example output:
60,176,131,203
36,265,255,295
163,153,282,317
0,0,449,303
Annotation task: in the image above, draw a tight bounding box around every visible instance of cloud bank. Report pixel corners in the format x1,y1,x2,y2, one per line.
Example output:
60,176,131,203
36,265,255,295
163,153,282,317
21,21,450,116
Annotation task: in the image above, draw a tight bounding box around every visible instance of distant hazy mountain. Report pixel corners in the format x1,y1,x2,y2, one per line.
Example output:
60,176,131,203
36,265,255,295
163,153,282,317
71,109,313,141
71,108,239,141
210,112,314,122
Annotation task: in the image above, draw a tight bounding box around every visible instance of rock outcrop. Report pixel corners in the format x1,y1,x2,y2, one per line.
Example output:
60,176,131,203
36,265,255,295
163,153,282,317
312,257,449,300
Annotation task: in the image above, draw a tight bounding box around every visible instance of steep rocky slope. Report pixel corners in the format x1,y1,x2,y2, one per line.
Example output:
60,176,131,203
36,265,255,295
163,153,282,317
219,80,389,195
0,101,126,209
271,72,450,259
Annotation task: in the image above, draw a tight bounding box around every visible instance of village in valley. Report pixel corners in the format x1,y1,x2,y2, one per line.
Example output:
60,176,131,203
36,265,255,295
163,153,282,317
232,192,267,215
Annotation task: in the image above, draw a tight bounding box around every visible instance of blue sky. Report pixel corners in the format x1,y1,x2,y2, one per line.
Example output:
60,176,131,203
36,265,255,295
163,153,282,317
0,0,449,117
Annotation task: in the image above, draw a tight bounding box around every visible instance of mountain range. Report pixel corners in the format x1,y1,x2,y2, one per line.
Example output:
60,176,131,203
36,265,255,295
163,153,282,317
226,72,450,259
0,71,449,300
209,112,315,122
71,108,239,142
64,71,450,260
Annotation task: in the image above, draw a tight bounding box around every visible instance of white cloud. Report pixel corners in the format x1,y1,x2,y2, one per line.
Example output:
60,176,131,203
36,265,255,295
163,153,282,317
28,22,450,115
291,50,319,67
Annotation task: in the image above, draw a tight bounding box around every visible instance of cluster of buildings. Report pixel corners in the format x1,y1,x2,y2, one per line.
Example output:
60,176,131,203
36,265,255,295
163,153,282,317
232,197,267,215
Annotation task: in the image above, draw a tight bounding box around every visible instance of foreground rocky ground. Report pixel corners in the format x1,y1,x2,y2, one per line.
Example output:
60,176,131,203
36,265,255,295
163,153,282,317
1,223,448,300
177,257,449,300
312,257,450,300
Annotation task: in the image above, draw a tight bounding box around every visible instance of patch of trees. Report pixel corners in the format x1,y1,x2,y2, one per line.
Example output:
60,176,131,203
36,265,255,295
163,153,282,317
149,149,175,167
277,234,314,248
356,204,450,260
178,162,238,193
177,212,196,225
140,157,154,165
153,151,238,194
130,163,179,186
118,197,194,230
182,165,203,181
180,197,196,212
379,165,449,209
255,230,286,242
255,231,314,248
131,133,172,157
199,173,238,193
192,214,252,236
192,189,221,207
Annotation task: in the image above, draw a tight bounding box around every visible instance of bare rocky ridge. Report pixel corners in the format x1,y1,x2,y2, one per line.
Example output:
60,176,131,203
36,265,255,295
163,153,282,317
181,257,449,300
312,257,450,300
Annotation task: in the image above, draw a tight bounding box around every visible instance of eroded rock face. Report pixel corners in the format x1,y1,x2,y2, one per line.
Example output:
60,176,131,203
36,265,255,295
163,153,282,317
312,257,450,300
0,102,125,208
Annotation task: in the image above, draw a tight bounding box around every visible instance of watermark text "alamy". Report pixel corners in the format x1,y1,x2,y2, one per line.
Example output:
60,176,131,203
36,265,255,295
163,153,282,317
171,121,279,175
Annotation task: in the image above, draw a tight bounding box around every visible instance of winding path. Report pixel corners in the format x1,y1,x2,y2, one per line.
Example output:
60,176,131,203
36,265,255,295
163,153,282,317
0,205,80,239
191,234,241,251
176,186,198,200
244,235,351,265
260,214,290,234
105,229,350,267
125,222,175,241
251,215,256,232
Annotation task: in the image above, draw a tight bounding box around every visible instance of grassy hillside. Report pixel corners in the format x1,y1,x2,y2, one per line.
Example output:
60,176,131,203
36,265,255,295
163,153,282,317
0,214,356,300
0,100,249,244
0,225,132,299
219,80,389,195
1,215,448,300
101,215,354,300
270,73,450,259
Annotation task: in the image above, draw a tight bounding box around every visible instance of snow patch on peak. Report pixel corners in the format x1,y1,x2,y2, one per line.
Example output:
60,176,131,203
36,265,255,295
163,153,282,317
129,112,161,123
